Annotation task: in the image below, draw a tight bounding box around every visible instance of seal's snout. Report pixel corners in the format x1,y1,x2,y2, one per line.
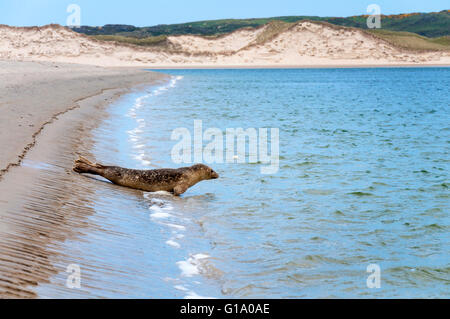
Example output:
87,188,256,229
211,170,219,179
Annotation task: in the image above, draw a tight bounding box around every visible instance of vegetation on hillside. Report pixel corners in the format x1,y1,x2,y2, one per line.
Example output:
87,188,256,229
72,10,450,52
73,10,449,38
366,29,450,51
92,34,168,47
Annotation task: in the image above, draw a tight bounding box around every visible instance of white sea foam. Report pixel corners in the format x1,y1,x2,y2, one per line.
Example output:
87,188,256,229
176,254,210,277
147,197,164,205
174,285,189,292
149,204,172,219
166,223,186,231
176,260,199,277
166,240,181,248
146,190,173,196
141,160,151,166
148,197,175,219
184,291,215,299
133,154,148,162
130,128,143,134
150,212,172,219
192,253,210,260
127,76,184,168
149,204,164,211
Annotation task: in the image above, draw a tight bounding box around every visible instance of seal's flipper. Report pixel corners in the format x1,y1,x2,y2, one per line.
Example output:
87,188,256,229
73,156,105,175
173,183,189,196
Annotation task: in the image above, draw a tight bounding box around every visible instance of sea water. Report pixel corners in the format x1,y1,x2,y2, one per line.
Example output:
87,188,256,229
45,68,450,298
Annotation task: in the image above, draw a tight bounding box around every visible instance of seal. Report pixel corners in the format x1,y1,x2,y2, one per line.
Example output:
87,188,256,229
73,156,219,196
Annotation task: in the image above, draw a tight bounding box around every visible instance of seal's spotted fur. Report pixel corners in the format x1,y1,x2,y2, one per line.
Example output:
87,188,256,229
73,156,218,195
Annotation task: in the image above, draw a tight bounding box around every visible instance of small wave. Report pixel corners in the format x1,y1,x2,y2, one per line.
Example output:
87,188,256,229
177,260,200,277
184,291,215,299
424,223,445,230
414,169,430,174
388,266,450,283
166,223,186,231
296,161,316,166
176,253,210,277
174,285,189,292
148,198,164,206
132,153,152,167
150,202,173,211
348,191,373,196
126,76,184,168
166,240,181,248
149,204,173,219
150,198,173,211
153,75,184,96
150,212,172,219
148,197,174,219
127,128,144,134
303,189,335,195
145,190,174,197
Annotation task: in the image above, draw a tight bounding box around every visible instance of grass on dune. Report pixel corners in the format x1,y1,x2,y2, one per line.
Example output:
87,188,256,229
366,29,450,51
90,23,450,53
92,35,168,47
75,10,450,38
251,21,293,45
429,36,450,46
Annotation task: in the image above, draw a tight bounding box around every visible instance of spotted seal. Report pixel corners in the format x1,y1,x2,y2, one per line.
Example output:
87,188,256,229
73,156,219,196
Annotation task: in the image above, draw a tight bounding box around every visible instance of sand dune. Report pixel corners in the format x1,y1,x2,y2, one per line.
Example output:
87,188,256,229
0,21,449,67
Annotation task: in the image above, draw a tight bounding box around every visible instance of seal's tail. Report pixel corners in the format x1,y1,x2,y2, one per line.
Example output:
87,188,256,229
73,156,105,175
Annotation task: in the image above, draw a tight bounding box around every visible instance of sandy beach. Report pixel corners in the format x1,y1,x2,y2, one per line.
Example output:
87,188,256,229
0,61,166,297
0,61,167,178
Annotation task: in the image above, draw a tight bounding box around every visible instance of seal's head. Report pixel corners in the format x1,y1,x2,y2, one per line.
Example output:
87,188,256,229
190,164,219,180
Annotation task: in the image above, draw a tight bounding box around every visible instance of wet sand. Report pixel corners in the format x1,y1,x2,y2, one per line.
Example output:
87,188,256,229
0,61,167,178
0,61,167,297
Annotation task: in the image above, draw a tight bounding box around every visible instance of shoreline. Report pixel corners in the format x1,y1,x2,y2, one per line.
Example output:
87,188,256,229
9,59,450,70
146,63,450,69
0,61,168,181
0,61,168,297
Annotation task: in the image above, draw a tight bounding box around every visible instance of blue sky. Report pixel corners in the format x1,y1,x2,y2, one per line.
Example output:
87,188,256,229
0,0,448,27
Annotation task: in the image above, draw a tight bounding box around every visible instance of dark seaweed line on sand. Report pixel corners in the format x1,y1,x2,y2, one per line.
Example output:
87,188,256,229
0,87,116,181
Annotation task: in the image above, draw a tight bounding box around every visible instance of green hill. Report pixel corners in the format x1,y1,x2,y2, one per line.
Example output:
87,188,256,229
73,10,450,38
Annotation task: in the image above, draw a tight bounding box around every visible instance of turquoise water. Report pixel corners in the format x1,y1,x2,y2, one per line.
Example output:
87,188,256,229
67,68,450,298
